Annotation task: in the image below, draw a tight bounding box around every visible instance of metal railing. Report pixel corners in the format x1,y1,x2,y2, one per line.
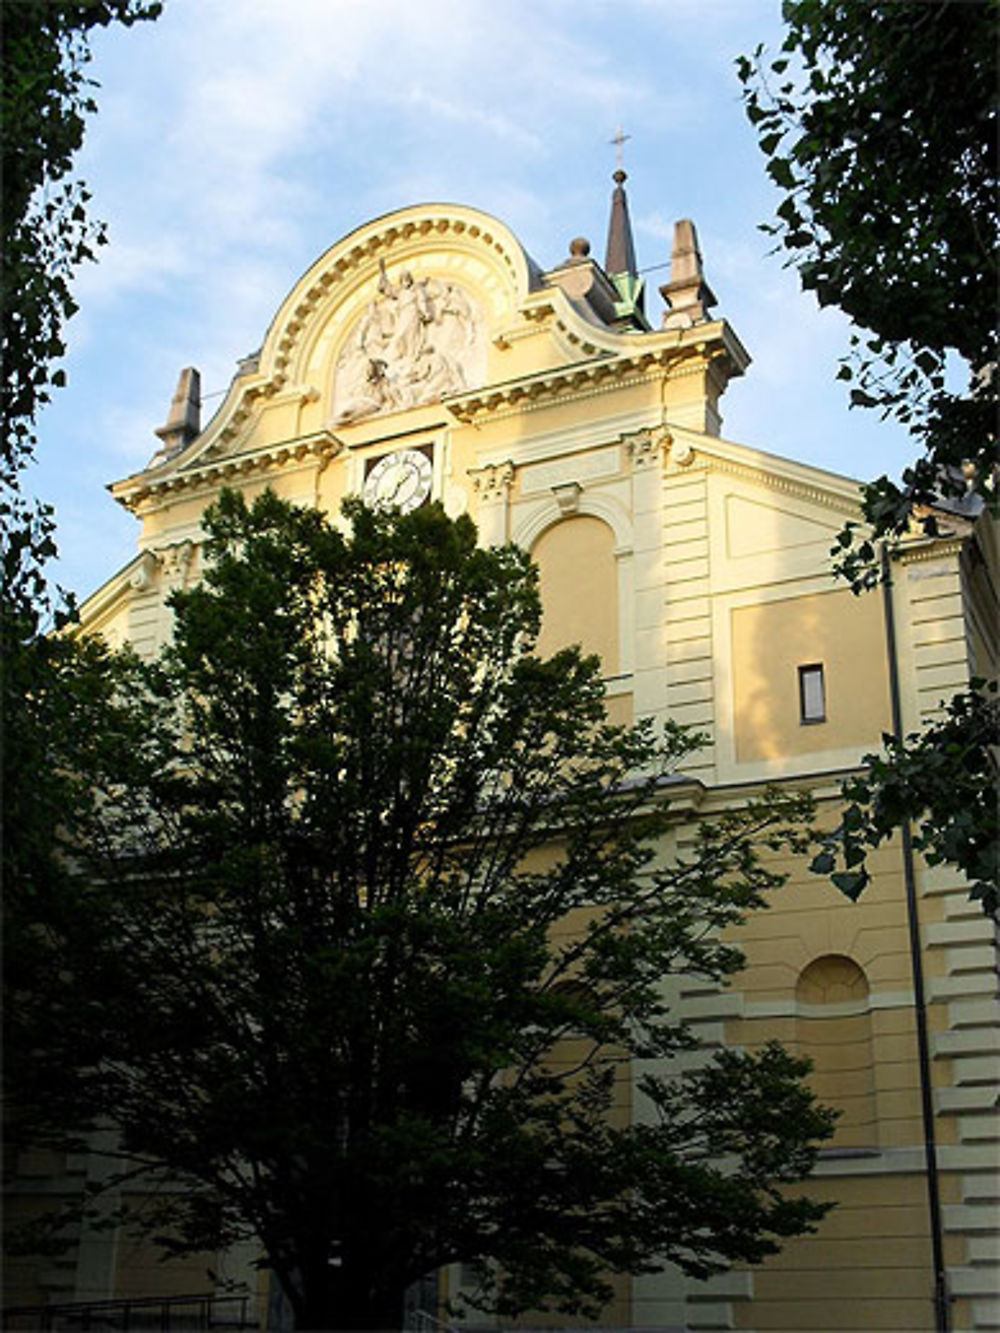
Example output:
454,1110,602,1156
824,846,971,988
1,1292,253,1331
404,1314,459,1333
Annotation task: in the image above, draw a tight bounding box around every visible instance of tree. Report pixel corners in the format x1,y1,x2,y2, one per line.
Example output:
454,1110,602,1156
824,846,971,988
2,0,164,631
737,0,997,582
6,492,835,1331
1,3,165,980
738,0,999,912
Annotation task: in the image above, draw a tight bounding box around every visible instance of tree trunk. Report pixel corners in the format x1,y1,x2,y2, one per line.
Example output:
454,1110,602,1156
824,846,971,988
288,1261,407,1332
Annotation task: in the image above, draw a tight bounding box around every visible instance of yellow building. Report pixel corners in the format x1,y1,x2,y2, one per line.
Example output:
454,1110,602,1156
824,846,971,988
7,183,998,1332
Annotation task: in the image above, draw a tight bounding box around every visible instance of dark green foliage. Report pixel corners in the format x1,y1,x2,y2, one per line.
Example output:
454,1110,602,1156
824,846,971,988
737,0,997,586
3,4,165,990
812,684,999,917
2,5,163,1168
1,0,162,681
6,494,834,1330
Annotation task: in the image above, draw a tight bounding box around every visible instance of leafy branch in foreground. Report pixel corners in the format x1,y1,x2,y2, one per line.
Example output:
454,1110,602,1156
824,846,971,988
1,1,162,646
811,684,999,917
737,0,997,590
739,0,998,920
2,0,162,480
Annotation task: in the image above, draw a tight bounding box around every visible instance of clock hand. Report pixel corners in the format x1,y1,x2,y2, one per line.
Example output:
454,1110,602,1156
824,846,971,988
376,463,400,502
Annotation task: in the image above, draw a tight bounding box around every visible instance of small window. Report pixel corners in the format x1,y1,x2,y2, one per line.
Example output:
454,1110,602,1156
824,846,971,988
799,663,826,724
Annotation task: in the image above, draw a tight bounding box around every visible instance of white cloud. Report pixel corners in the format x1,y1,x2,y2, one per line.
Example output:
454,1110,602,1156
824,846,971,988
402,86,544,155
74,233,193,306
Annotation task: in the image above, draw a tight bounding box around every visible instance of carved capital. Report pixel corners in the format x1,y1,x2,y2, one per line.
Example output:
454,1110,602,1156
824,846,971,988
626,426,671,471
160,539,195,585
471,461,515,502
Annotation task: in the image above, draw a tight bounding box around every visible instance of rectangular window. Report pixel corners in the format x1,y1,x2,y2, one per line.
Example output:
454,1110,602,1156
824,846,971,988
799,663,826,724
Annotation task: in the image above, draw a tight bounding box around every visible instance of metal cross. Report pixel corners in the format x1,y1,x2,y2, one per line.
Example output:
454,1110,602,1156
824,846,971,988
610,126,631,172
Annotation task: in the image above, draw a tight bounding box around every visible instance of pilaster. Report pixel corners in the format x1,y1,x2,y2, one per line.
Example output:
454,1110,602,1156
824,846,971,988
628,427,668,727
470,462,514,547
892,539,999,1332
662,445,714,780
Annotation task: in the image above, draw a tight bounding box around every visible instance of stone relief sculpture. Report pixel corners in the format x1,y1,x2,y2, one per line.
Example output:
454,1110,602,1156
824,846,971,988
332,262,483,424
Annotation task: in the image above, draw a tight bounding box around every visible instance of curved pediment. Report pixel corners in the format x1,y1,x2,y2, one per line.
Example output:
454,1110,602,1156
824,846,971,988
185,204,543,466
112,201,750,512
266,202,539,401
113,205,546,497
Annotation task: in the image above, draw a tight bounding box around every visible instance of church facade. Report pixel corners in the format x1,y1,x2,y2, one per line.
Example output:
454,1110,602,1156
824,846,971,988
7,185,998,1332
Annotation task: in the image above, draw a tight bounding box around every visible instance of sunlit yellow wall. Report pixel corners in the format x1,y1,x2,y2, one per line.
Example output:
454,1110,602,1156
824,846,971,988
715,823,977,1333
736,1174,947,1333
731,588,891,761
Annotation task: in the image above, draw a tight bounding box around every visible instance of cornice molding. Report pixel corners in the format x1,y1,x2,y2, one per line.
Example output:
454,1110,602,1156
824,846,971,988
469,460,515,501
114,432,340,512
675,448,863,517
447,325,745,426
446,348,693,424
623,426,671,471
896,537,967,566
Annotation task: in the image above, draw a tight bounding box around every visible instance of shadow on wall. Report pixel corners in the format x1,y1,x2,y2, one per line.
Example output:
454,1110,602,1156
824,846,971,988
733,583,892,765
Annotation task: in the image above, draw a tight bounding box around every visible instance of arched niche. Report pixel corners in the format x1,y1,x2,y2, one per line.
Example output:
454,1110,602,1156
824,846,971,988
796,954,878,1152
531,515,621,677
516,492,633,686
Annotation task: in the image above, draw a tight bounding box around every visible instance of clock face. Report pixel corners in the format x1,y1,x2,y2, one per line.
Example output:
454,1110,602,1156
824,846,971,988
363,448,433,513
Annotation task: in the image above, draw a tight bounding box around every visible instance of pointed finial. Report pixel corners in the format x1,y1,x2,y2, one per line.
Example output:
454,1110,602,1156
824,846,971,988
660,220,717,329
151,366,201,464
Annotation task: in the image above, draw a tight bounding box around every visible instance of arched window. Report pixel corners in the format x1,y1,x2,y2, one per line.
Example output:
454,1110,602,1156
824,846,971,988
531,516,619,676
796,955,878,1151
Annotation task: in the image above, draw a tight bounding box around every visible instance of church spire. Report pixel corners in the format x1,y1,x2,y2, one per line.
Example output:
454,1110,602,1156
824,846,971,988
605,128,638,279
605,167,638,277
604,130,644,322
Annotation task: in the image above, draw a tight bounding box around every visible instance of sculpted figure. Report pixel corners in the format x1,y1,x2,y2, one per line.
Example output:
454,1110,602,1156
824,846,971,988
383,270,433,366
333,265,482,424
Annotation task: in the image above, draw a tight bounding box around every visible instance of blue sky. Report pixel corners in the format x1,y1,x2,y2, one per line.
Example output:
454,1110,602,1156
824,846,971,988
30,0,914,600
